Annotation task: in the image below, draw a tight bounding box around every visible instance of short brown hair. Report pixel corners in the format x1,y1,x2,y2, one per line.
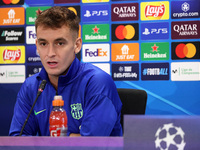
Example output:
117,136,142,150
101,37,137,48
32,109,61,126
35,6,80,36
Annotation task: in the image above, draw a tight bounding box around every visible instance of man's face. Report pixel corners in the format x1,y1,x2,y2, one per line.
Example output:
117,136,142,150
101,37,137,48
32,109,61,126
36,25,81,78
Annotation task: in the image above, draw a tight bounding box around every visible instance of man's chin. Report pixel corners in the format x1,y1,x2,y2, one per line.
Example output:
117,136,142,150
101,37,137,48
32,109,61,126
47,70,68,77
46,70,61,77
45,67,69,77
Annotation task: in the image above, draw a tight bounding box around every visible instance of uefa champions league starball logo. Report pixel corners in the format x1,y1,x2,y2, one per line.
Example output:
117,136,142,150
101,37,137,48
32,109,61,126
155,123,186,150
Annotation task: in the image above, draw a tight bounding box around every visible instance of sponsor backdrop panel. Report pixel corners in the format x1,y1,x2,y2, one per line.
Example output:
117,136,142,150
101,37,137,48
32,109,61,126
0,0,200,136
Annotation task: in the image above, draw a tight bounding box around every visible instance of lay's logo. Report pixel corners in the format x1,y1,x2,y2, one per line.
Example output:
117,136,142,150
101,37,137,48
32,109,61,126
3,49,21,62
141,1,169,21
145,4,165,18
0,46,25,64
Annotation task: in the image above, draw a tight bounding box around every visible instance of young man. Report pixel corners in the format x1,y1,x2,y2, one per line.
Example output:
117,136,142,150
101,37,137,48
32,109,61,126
9,6,122,136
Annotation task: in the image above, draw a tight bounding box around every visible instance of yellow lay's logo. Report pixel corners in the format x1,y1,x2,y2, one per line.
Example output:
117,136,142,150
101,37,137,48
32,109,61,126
0,46,25,64
141,1,169,20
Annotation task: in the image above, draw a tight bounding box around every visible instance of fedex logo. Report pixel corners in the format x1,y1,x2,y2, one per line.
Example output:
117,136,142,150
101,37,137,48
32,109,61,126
26,26,36,44
85,48,107,57
141,22,169,40
82,44,110,62
29,31,36,39
82,4,109,22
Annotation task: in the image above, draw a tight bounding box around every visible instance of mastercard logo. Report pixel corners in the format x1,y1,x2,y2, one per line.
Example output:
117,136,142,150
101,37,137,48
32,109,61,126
175,43,196,58
2,0,20,4
115,25,135,40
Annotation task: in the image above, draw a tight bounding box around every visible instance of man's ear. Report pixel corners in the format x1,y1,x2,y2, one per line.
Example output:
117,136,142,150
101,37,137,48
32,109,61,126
74,37,82,54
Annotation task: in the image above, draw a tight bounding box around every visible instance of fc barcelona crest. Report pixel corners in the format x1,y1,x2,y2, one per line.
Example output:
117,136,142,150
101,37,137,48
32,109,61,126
70,103,83,120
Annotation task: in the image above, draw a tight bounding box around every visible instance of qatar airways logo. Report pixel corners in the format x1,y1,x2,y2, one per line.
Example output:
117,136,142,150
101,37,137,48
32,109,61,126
171,21,200,39
111,3,138,21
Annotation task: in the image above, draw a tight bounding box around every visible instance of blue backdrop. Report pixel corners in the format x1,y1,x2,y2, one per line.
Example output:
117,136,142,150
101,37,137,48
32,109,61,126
0,0,200,136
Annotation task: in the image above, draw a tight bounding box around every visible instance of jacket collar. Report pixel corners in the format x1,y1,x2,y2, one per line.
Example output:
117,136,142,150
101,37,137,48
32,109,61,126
37,57,81,86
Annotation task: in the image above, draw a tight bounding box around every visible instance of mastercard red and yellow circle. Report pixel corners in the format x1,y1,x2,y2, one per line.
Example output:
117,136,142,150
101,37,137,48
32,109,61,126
3,0,20,4
175,43,196,58
115,25,135,40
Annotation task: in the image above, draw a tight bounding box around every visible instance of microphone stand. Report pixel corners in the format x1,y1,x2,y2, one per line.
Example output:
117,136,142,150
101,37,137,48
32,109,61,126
19,80,47,136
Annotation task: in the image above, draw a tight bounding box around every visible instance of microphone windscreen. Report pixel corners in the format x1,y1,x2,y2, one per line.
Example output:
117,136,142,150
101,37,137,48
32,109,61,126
38,80,47,91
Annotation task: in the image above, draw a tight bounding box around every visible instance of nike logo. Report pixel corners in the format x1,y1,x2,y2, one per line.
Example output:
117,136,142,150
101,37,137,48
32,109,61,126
34,109,46,116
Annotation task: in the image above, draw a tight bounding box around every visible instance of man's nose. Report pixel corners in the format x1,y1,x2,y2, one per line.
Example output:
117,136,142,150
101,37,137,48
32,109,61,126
48,44,56,57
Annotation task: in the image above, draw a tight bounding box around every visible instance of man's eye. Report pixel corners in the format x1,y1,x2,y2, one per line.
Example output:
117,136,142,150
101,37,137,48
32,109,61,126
57,42,64,46
40,43,46,46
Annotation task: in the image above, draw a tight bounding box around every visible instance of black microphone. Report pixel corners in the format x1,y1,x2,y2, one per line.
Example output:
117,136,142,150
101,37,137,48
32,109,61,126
37,80,47,96
19,80,47,136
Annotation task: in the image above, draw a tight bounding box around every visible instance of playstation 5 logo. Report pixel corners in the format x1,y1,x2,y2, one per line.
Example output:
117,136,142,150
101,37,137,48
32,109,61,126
143,28,168,35
141,22,169,40
84,10,108,17
84,10,91,17
142,28,150,35
82,5,109,22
